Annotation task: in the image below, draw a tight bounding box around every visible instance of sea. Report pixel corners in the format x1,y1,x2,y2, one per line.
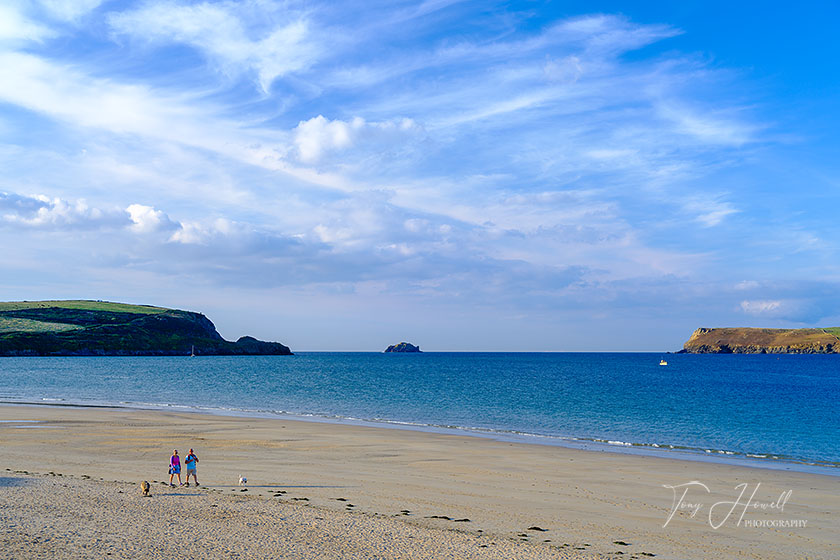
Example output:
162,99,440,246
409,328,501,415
1,352,837,475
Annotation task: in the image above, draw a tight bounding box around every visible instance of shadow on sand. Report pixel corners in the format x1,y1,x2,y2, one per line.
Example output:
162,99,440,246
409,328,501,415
0,476,33,488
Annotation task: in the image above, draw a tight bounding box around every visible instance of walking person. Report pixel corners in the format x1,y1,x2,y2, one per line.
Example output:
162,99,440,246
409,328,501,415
184,448,199,487
169,449,182,487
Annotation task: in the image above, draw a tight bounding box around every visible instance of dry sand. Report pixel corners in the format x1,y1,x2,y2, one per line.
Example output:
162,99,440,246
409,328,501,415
0,404,836,559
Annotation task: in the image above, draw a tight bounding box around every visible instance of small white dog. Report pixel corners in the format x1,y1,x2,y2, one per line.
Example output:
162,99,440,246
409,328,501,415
238,475,247,486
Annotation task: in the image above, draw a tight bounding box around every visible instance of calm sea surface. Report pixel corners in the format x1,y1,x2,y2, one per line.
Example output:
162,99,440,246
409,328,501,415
1,353,837,473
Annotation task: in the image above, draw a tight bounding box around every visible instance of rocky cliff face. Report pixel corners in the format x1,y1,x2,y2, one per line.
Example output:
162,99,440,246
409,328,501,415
679,327,840,354
384,342,421,353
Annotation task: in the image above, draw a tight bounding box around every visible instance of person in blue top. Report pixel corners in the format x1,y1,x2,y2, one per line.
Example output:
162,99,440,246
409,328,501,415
184,448,199,487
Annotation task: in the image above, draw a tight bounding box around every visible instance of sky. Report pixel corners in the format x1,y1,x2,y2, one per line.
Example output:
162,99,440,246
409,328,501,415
1,0,839,351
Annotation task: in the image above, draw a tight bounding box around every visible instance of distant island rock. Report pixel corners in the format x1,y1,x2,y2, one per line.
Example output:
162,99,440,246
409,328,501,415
0,300,292,356
679,327,840,354
384,342,421,353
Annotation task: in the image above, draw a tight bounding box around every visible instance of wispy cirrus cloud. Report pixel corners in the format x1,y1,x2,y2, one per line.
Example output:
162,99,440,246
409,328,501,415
0,3,54,42
39,0,104,22
657,102,758,146
738,298,836,324
109,1,322,92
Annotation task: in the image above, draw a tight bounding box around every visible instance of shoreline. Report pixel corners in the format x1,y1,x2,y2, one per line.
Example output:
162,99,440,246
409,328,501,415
2,398,837,477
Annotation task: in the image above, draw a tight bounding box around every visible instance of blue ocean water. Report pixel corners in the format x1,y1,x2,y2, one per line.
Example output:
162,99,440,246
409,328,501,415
0,353,837,473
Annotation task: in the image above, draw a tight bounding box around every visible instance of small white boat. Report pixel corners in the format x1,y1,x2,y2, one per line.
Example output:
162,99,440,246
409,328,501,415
190,345,196,358
659,359,668,366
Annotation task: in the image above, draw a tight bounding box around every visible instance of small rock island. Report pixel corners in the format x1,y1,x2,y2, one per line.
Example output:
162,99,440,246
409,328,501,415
384,342,422,353
0,300,292,356
679,327,840,354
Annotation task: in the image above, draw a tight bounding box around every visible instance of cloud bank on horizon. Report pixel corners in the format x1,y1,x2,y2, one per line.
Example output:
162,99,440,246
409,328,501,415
1,0,838,350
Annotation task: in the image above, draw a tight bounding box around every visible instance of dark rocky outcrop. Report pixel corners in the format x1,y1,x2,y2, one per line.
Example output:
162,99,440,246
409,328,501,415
384,342,421,353
679,327,840,354
0,302,292,356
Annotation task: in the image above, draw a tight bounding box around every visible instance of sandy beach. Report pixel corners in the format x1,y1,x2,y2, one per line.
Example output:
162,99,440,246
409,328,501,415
0,404,836,559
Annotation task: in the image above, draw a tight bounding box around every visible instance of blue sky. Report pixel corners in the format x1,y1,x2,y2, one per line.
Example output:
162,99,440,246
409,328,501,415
1,1,839,351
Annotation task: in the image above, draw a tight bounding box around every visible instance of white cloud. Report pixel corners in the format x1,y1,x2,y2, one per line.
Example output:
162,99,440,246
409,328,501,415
740,299,782,315
169,218,245,245
736,297,833,323
0,192,123,228
0,1,103,45
169,221,210,245
126,203,178,234
1,193,272,251
295,116,358,163
0,195,181,235
544,55,583,83
38,0,103,22
0,52,204,136
0,4,54,42
404,218,429,233
735,280,760,290
293,115,422,163
658,103,756,146
681,195,739,227
109,2,320,92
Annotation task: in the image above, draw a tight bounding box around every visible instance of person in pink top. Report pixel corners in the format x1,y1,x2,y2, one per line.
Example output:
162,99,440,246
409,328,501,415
168,449,182,487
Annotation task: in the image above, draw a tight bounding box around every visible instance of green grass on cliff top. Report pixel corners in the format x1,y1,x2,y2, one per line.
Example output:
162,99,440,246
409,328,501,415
823,327,840,338
0,300,171,335
0,317,84,334
0,300,169,314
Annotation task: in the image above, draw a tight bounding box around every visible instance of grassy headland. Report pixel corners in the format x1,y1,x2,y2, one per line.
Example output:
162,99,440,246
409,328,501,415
680,327,840,353
0,300,291,356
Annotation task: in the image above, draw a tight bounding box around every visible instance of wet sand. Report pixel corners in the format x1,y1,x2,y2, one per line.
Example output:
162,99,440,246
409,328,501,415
0,404,836,559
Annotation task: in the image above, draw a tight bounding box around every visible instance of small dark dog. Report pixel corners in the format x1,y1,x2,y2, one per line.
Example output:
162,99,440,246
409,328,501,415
141,480,151,497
